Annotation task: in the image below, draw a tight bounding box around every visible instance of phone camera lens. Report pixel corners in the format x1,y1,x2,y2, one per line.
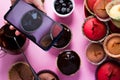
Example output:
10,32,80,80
21,9,42,32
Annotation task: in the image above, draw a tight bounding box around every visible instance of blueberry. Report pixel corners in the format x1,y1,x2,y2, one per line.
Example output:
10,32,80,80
67,1,72,5
67,8,71,13
61,7,67,14
55,1,59,6
56,8,60,12
56,8,61,12
62,3,66,7
59,0,64,3
69,4,73,9
55,4,62,12
64,0,70,3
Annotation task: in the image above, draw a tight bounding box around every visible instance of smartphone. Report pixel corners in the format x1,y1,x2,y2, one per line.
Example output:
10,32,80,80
4,0,63,50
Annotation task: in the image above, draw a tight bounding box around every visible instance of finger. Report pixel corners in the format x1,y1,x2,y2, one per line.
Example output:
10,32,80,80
9,25,21,36
41,0,45,3
15,30,21,36
28,0,46,12
9,25,15,30
10,0,16,5
4,21,7,24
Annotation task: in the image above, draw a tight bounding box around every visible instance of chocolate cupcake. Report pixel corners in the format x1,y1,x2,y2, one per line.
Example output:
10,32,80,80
53,23,72,49
0,24,29,55
37,70,59,80
9,62,33,80
82,16,108,42
96,60,120,80
86,43,107,65
57,50,80,75
103,33,120,59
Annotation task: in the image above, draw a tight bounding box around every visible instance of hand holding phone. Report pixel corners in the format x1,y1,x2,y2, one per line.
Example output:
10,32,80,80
4,0,63,50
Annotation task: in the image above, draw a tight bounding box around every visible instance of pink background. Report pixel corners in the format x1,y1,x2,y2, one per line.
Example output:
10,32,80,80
0,0,97,80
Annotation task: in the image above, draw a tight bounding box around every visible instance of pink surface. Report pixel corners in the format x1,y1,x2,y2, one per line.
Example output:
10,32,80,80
0,0,97,80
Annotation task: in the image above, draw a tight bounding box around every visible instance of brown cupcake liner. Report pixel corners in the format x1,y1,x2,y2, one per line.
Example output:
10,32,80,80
56,50,81,76
103,33,120,58
8,62,34,80
85,42,107,65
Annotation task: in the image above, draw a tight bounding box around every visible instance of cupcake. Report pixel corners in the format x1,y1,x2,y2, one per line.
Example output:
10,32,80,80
84,0,96,15
106,0,120,28
0,24,29,55
103,33,120,58
85,0,111,21
9,62,33,80
106,0,120,20
96,60,120,80
37,70,59,80
108,20,120,33
83,16,108,42
86,43,107,65
53,23,72,49
93,0,111,21
57,50,80,75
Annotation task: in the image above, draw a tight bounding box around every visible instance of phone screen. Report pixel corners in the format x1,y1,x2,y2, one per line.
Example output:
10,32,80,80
4,0,63,50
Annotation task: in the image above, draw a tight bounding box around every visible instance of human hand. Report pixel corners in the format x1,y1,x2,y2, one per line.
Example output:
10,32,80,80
10,0,45,36
11,0,45,12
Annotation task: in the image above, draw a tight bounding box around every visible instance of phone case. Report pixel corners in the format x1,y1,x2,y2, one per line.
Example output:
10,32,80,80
4,0,63,50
